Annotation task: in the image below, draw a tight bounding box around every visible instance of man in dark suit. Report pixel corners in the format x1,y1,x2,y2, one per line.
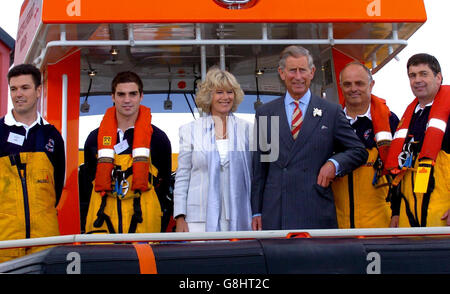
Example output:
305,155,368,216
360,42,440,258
251,45,368,230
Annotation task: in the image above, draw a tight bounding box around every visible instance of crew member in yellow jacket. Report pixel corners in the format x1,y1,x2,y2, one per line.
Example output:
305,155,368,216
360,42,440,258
82,71,172,234
386,53,450,227
0,64,65,262
332,62,399,228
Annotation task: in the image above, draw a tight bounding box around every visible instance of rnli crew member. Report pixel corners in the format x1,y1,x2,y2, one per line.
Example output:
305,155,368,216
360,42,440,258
0,64,65,262
82,71,172,233
332,62,399,228
386,53,450,227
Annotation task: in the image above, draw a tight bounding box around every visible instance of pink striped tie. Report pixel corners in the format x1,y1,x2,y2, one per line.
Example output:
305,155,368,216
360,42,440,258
291,101,303,139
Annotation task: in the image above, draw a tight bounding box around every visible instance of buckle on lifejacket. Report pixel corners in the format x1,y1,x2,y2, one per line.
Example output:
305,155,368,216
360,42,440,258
111,166,129,198
398,150,412,168
398,140,419,169
372,156,384,186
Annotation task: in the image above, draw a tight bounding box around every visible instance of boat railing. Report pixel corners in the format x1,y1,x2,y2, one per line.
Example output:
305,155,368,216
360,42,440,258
1,227,449,250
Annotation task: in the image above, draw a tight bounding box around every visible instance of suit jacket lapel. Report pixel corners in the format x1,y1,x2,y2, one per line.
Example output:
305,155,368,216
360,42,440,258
276,96,295,149
297,95,323,142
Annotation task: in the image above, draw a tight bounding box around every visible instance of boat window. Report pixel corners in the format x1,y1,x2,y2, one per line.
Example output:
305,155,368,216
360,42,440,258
79,93,279,116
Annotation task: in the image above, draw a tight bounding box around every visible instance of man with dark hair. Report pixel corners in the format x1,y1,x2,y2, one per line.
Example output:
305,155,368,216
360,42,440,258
0,64,65,262
111,71,144,95
8,63,42,88
82,71,172,233
386,53,450,227
332,61,399,228
407,53,442,79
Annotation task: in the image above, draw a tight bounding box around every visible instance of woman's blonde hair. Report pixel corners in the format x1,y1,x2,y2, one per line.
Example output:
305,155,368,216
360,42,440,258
195,67,244,113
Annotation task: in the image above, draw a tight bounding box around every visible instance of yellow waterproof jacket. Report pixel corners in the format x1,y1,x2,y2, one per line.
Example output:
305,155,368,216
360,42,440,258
397,150,450,227
85,153,162,234
332,148,391,228
0,152,60,262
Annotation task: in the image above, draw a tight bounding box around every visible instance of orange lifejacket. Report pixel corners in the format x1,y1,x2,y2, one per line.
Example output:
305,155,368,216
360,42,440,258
85,106,162,234
386,85,450,172
385,85,450,227
369,95,393,164
95,105,153,193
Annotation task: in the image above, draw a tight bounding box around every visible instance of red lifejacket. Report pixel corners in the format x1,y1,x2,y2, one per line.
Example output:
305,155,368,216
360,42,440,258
385,85,450,173
95,105,153,193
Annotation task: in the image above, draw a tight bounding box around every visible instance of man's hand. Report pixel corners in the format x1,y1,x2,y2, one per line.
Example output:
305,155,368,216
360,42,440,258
252,215,262,231
441,209,450,226
390,215,399,227
317,161,336,187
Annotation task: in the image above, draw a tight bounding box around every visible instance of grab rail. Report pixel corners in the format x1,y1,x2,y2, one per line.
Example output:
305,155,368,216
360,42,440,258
0,227,449,250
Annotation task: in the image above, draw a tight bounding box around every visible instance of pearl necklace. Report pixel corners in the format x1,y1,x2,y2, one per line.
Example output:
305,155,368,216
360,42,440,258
216,132,227,139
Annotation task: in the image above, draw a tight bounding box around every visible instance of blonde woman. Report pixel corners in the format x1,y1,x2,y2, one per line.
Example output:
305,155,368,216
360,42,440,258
173,68,253,232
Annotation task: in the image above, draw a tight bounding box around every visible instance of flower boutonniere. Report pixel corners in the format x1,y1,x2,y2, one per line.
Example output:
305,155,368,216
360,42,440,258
313,108,322,117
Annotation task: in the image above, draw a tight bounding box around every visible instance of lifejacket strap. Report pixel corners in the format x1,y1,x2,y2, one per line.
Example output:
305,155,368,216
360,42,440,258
128,196,143,233
93,196,116,233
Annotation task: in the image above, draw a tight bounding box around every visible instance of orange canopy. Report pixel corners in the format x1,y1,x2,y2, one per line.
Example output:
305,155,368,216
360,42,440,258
42,0,426,24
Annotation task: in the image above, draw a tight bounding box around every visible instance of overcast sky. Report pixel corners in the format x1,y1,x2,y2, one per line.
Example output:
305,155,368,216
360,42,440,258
371,0,450,117
1,0,448,118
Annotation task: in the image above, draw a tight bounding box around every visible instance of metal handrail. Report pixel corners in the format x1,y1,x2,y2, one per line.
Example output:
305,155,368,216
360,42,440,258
0,227,449,250
31,22,406,72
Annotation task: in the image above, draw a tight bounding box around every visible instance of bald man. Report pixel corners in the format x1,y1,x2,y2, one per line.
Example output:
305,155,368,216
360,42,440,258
332,62,399,228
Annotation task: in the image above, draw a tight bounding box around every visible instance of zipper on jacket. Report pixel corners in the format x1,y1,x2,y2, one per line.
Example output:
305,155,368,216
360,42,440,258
17,163,31,239
348,171,355,229
117,198,123,233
